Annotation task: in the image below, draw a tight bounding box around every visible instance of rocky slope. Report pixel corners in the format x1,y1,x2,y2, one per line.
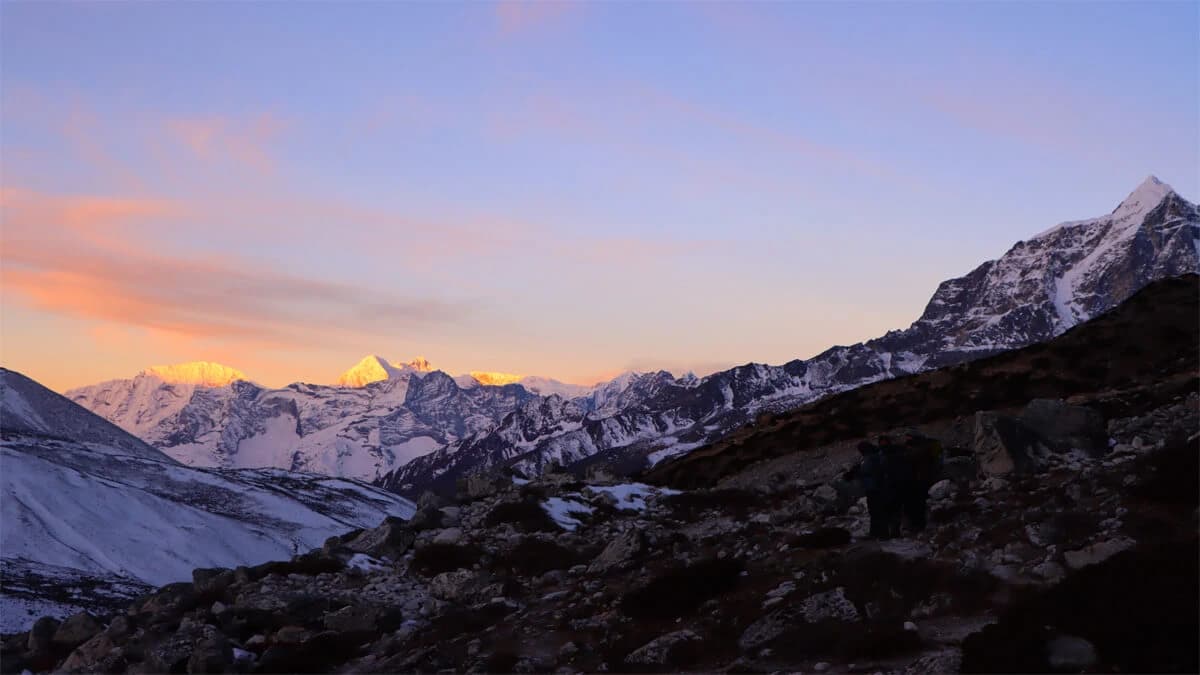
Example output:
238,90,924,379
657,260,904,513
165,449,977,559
7,278,1196,673
0,369,415,632
380,176,1199,495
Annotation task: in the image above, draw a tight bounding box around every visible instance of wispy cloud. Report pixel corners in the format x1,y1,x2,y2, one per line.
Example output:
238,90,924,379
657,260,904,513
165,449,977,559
165,113,288,172
1,189,464,349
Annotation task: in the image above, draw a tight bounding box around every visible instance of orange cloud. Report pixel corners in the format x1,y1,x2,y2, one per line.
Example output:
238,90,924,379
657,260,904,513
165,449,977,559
1,189,464,350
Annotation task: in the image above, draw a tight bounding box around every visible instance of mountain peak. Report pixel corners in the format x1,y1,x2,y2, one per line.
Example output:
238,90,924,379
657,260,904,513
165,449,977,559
470,371,524,386
1114,175,1175,219
336,355,400,388
336,355,436,387
404,356,435,373
143,361,248,387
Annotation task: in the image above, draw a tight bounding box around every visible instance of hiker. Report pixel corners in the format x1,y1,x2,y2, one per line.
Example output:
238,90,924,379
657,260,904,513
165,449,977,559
877,435,909,539
856,441,888,538
901,431,944,533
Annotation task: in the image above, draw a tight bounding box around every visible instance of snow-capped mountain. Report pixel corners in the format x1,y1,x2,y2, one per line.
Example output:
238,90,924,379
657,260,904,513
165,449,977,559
336,355,434,388
378,176,1199,494
67,357,540,481
0,368,414,631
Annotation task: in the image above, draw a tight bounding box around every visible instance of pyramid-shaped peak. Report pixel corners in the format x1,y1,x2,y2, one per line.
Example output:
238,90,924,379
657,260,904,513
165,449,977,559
143,361,248,387
1115,175,1176,218
336,355,400,388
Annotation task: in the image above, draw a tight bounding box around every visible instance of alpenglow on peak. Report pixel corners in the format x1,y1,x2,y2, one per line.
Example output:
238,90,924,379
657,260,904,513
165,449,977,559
143,362,249,387
335,355,435,387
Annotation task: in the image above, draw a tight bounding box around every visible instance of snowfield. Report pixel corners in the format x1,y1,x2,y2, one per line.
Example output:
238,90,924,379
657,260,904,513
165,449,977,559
0,368,415,631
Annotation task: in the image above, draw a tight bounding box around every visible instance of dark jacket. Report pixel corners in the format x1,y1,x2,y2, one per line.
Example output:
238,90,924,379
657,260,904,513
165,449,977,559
879,443,912,494
859,451,884,494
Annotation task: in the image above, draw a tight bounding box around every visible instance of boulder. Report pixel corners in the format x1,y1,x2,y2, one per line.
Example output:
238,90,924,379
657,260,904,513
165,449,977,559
1020,399,1106,454
928,479,955,501
1046,635,1099,671
345,517,415,560
432,527,464,545
625,629,701,666
145,623,220,673
799,587,860,623
738,609,791,653
974,412,1050,475
59,633,117,673
588,528,645,575
52,612,102,650
407,507,445,532
27,616,60,653
187,632,233,673
429,569,478,602
192,567,234,596
1064,537,1135,570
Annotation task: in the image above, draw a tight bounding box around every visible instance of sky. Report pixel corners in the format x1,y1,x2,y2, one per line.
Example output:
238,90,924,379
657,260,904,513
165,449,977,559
1,1,1197,392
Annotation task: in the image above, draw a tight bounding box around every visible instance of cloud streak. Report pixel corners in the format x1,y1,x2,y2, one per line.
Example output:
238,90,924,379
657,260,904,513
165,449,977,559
1,189,464,350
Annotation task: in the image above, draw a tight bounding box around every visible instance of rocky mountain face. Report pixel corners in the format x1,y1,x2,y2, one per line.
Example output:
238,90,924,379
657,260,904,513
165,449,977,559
380,177,1199,495
66,360,539,482
65,177,1198,495
8,278,1196,673
0,369,415,632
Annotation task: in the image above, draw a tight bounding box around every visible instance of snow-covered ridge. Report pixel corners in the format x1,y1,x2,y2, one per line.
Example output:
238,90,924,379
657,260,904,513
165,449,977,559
143,361,249,387
380,177,1199,494
1,368,415,631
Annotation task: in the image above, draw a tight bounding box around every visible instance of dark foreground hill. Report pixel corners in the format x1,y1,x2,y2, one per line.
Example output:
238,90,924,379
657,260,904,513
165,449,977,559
2,275,1196,674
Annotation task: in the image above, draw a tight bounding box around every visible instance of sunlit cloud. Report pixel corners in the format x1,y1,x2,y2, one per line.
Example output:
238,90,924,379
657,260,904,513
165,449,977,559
1,189,465,350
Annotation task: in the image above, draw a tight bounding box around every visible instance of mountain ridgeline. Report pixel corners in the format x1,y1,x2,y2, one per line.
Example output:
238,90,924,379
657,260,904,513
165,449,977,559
64,177,1200,496
378,176,1199,495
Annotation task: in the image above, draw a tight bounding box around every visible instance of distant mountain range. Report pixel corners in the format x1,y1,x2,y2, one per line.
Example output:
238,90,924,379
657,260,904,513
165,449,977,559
0,368,414,631
65,356,593,481
65,177,1199,495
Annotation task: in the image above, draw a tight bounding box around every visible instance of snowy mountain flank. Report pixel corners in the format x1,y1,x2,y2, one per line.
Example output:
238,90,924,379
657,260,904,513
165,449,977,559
67,177,1198,496
0,368,415,631
65,357,583,481
377,176,1199,494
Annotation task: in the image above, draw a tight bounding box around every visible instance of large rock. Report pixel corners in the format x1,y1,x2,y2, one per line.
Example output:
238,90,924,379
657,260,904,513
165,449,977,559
345,517,416,560
625,629,701,666
588,528,645,575
1020,399,1106,454
192,567,234,596
799,587,860,623
145,623,221,673
738,610,792,653
59,633,117,673
27,616,60,653
429,569,478,602
52,612,102,650
974,412,1050,475
1064,537,1135,570
1046,635,1099,670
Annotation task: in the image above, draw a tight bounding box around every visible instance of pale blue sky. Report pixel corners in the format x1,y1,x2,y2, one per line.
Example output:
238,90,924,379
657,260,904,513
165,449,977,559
2,0,1196,390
